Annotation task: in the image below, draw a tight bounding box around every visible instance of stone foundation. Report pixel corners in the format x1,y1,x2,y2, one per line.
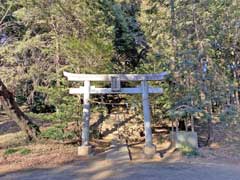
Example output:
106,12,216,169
143,144,156,159
78,146,92,156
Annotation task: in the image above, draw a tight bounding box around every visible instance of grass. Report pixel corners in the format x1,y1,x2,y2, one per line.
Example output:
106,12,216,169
4,148,19,155
19,148,31,155
27,112,57,121
157,135,165,144
0,132,27,148
179,145,199,157
41,126,76,141
41,127,65,140
4,148,31,156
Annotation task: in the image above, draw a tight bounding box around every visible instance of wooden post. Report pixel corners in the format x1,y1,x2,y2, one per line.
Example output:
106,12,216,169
184,120,188,132
82,80,91,146
176,119,179,132
191,115,195,132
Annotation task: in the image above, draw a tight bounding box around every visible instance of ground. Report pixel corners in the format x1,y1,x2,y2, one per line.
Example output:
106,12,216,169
1,155,240,180
1,112,240,179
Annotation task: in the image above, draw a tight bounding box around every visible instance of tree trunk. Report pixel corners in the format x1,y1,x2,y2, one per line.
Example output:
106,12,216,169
233,23,240,106
0,79,40,141
191,1,213,145
170,0,178,72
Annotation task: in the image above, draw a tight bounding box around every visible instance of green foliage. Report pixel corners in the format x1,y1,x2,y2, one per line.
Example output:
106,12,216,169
19,148,31,155
179,145,199,157
4,148,19,155
36,83,80,122
220,105,240,123
168,105,201,120
28,112,59,121
100,0,149,72
41,127,64,140
41,125,76,141
4,148,31,156
0,0,114,123
157,135,165,144
61,35,113,73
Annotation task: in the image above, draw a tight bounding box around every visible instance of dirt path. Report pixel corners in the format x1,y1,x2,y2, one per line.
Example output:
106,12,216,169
109,162,240,180
1,157,240,180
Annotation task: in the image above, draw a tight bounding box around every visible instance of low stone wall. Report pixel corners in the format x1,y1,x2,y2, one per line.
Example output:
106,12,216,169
171,131,198,149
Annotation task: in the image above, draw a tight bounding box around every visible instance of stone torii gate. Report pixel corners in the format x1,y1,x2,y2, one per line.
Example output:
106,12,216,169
64,72,168,157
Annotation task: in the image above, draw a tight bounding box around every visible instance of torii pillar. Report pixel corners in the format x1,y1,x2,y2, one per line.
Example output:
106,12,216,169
77,80,92,156
142,80,156,157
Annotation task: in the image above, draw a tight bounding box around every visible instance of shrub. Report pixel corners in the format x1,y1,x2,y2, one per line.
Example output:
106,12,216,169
41,127,65,140
41,125,76,141
179,145,199,157
220,105,239,124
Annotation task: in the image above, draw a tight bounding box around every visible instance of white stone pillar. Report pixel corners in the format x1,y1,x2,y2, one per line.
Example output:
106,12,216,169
142,80,156,158
82,80,91,146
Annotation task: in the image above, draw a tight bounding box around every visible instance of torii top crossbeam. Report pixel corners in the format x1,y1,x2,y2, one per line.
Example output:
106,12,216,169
63,71,168,82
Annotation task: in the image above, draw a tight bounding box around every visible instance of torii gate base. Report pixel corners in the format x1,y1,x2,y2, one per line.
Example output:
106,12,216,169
78,145,92,156
64,72,167,158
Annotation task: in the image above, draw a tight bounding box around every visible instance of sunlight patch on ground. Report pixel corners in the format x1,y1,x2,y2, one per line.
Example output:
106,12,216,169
0,131,26,148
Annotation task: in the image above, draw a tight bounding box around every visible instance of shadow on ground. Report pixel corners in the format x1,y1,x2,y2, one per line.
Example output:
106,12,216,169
0,154,127,180
1,156,240,180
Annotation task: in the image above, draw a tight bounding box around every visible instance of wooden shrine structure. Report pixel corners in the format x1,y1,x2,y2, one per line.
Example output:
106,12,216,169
64,71,168,157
